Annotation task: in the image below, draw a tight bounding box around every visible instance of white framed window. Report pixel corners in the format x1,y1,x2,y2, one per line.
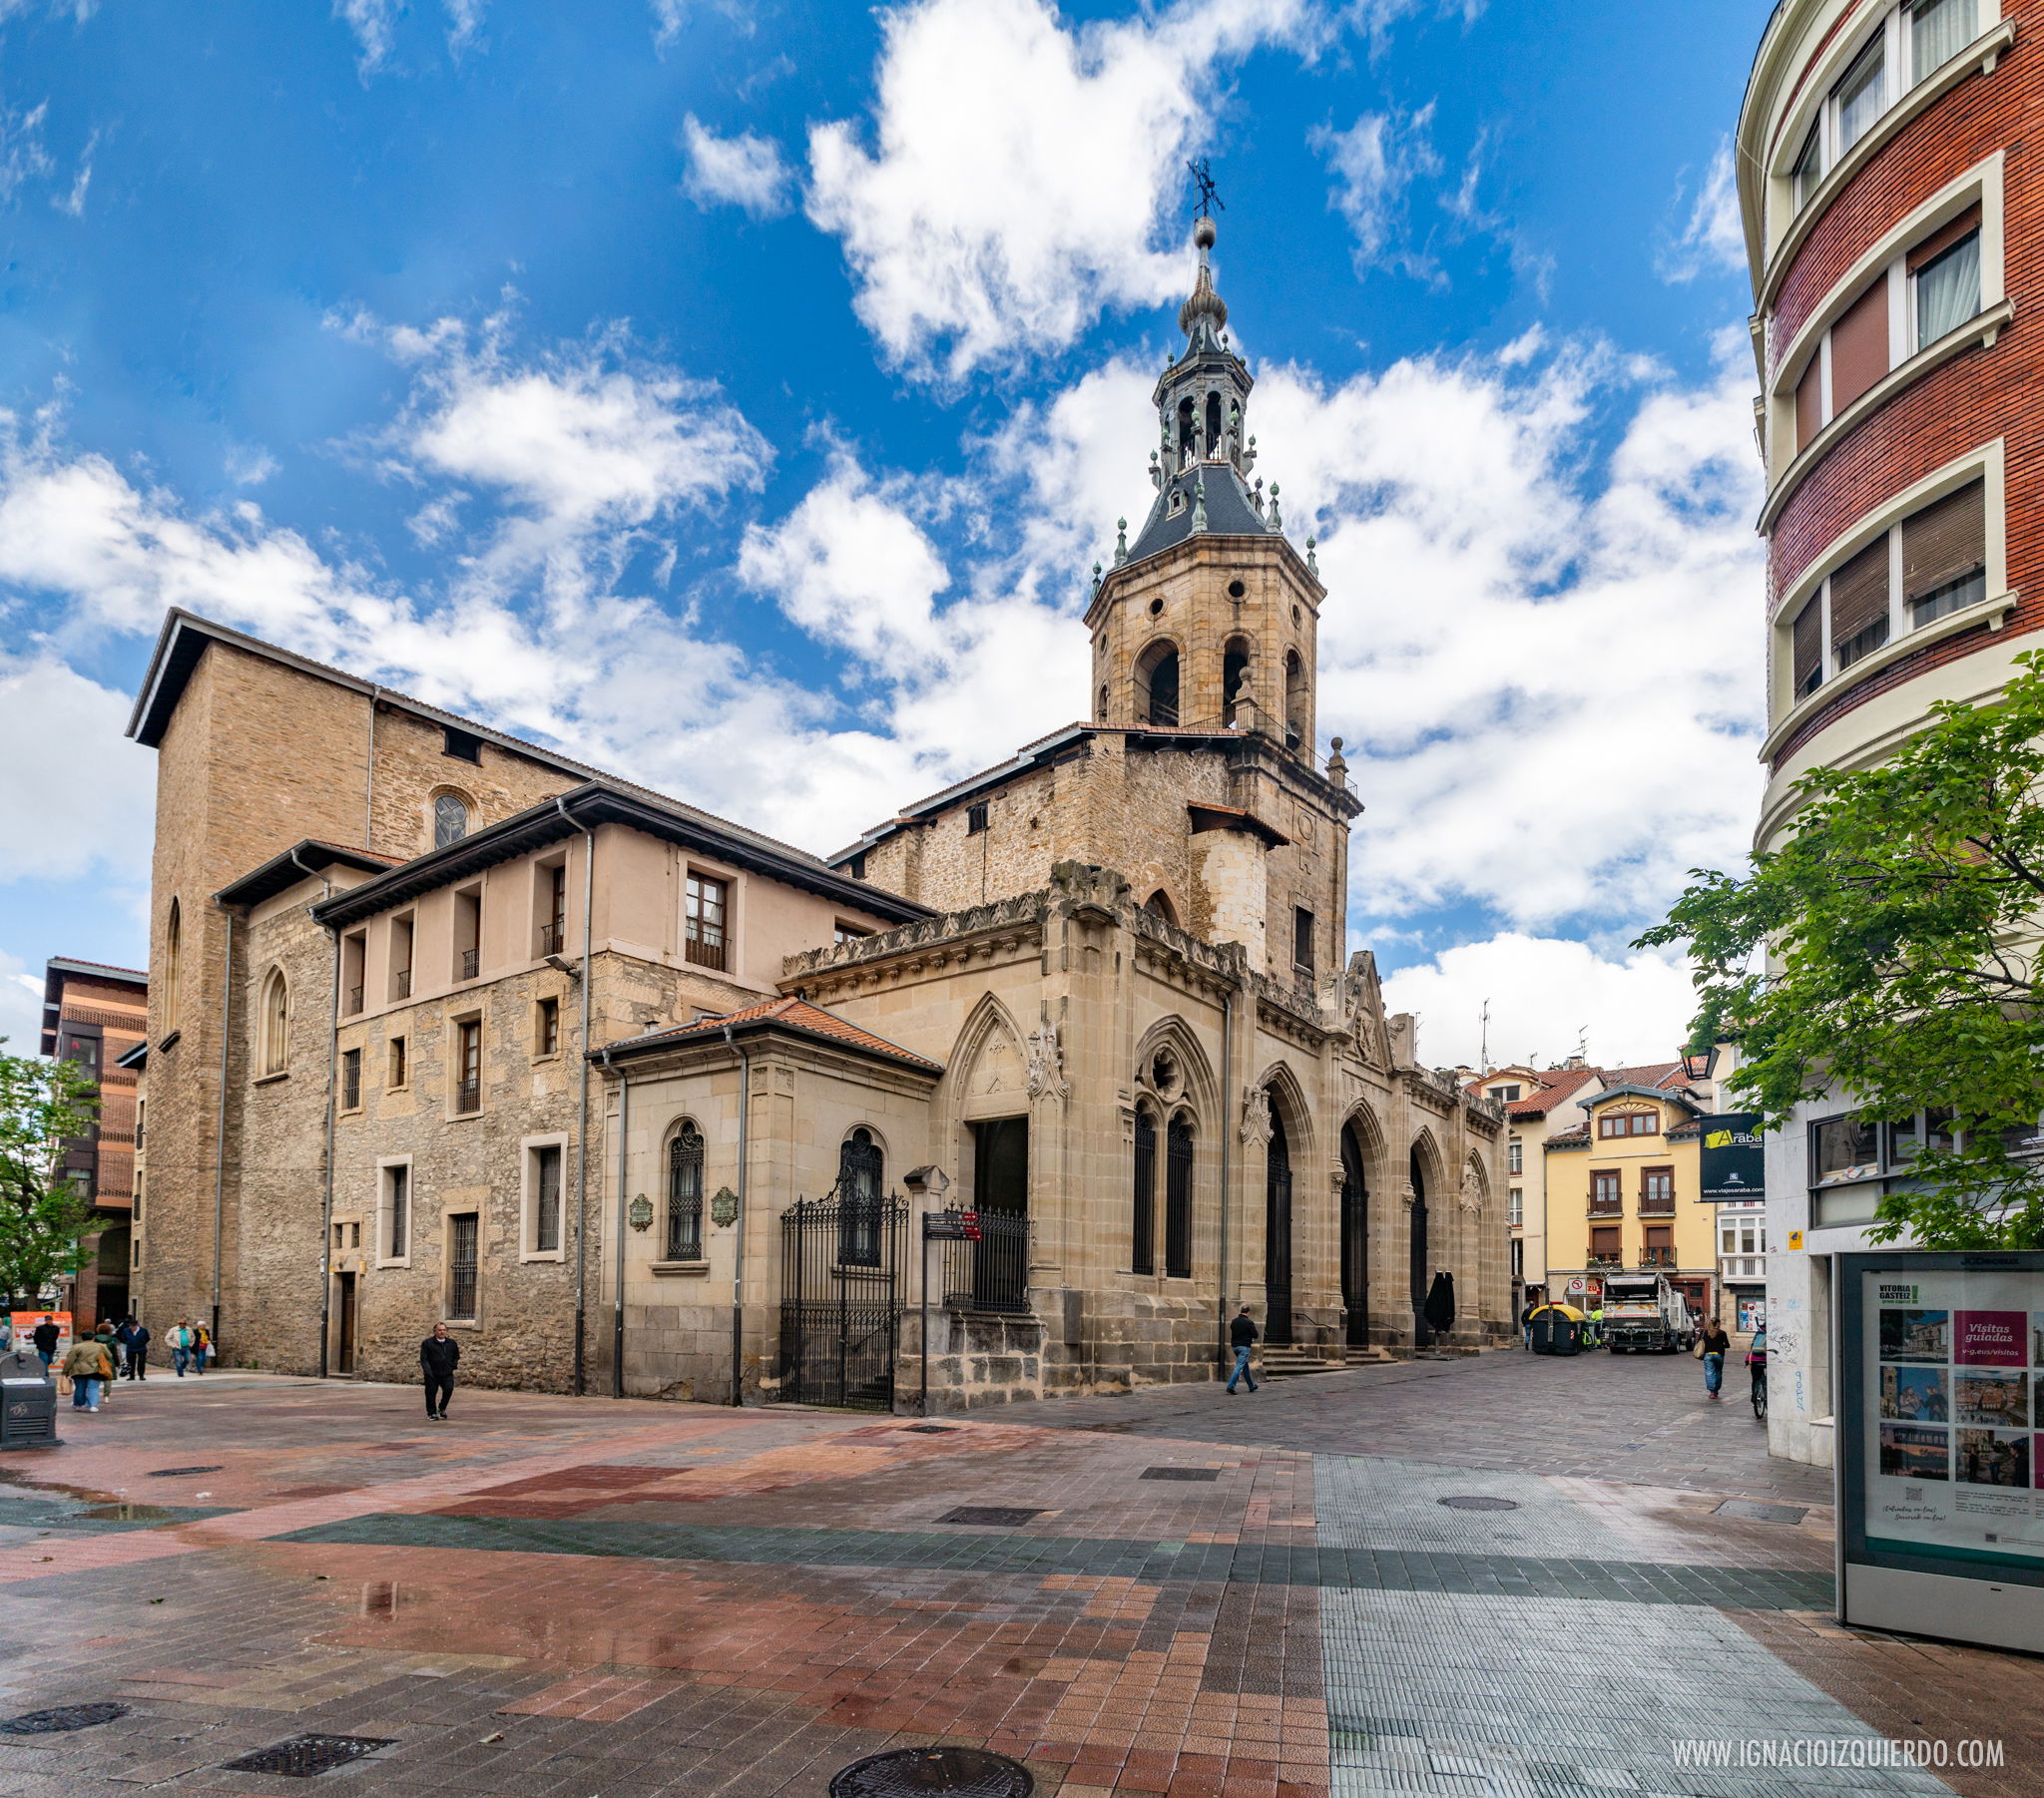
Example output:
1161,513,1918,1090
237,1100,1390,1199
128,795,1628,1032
1768,441,2005,733
1507,1139,1523,1175
521,1134,568,1262
1508,1188,1523,1229
376,1157,413,1267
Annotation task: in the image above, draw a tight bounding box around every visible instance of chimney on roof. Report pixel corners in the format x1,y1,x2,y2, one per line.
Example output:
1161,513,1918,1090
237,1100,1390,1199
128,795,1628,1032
1562,1054,1588,1072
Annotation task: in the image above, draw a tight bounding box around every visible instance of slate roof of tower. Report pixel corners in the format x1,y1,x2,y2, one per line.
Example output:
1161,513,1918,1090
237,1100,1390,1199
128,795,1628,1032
1126,464,1276,563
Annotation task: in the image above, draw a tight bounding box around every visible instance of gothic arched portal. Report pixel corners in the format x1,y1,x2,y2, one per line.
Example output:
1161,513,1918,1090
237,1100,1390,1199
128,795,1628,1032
1266,1108,1293,1345
1340,1123,1369,1347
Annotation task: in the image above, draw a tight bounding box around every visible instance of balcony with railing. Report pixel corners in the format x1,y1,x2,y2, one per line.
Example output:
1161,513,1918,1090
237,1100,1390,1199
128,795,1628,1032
1588,1198,1623,1217
453,1079,481,1116
1637,1198,1676,1217
537,922,563,958
391,969,411,1001
1641,1248,1675,1268
458,948,478,982
685,932,728,972
1587,1252,1624,1269
346,985,364,1016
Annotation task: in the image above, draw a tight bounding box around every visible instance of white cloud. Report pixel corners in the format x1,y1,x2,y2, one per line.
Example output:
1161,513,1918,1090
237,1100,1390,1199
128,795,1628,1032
0,653,154,885
333,0,396,73
224,444,278,487
52,125,94,218
1381,934,1698,1071
1659,141,1746,283
806,0,1323,381
651,0,687,47
0,950,47,1059
1312,106,1440,271
0,101,53,207
445,0,485,52
680,115,793,220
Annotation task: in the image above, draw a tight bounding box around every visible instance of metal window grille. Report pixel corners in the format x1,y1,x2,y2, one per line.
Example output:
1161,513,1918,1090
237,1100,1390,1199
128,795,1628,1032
686,874,729,971
534,1145,561,1254
448,1213,478,1320
1164,1115,1193,1278
668,1125,704,1261
386,1165,408,1259
458,947,478,981
341,1050,360,1112
1132,1108,1156,1275
837,1130,884,1266
393,968,411,1000
454,1021,481,1115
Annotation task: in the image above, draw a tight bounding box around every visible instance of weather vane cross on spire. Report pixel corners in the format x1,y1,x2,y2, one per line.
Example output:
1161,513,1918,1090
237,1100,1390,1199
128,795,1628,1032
1187,158,1224,221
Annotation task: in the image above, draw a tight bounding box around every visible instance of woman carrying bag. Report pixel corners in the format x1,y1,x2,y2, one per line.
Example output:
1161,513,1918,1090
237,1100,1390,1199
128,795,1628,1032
1697,1318,1731,1399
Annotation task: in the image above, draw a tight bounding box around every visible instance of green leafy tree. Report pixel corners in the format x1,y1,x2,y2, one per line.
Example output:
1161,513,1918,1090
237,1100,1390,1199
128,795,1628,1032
1638,652,2044,1250
0,1041,101,1307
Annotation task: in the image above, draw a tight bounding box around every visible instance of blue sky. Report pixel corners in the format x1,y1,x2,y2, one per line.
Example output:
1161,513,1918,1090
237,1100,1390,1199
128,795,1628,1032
0,0,1774,1067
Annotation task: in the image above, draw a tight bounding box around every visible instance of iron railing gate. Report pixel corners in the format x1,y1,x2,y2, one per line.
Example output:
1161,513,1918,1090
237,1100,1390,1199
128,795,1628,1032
777,1188,906,1408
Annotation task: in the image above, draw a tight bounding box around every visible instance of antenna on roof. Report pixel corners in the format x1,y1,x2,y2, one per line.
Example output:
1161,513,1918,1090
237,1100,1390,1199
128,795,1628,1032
1575,1025,1589,1062
1478,998,1490,1074
1187,157,1224,220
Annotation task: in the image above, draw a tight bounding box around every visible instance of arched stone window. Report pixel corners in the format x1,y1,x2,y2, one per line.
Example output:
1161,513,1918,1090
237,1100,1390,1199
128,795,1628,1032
258,968,289,1076
1222,637,1251,726
1097,683,1110,722
1132,1105,1157,1276
1177,395,1196,462
1136,641,1180,727
433,791,471,849
1205,391,1223,454
1142,889,1180,929
1283,650,1306,750
1165,1113,1194,1278
667,1123,704,1261
837,1126,883,1267
163,899,182,1029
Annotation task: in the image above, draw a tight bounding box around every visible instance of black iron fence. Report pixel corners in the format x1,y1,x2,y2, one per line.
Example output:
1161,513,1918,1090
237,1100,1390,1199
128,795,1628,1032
937,1210,1029,1314
777,1190,906,1408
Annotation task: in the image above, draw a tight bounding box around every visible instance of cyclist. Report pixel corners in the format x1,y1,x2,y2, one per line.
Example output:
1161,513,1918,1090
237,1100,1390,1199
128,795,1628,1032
1746,1326,1768,1416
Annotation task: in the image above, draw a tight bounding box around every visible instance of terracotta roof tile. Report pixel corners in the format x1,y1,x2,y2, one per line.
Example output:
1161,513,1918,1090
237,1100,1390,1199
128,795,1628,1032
612,997,942,1073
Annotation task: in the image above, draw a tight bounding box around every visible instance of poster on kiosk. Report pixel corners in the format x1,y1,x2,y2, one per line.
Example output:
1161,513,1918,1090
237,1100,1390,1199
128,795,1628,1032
1838,1250,2044,1653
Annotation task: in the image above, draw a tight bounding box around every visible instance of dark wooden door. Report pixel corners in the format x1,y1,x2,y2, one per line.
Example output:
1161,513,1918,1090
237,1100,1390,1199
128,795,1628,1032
1266,1113,1292,1345
1340,1127,1369,1347
335,1272,357,1375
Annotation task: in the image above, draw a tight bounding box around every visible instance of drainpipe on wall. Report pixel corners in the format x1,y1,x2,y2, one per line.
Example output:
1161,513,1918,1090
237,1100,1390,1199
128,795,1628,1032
605,1041,628,1400
1218,979,1234,1375
722,1020,749,1408
289,847,340,1380
210,907,235,1353
556,795,596,1397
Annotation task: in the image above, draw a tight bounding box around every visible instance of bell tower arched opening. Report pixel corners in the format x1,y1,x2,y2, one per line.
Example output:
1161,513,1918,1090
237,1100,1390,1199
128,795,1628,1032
1136,641,1180,727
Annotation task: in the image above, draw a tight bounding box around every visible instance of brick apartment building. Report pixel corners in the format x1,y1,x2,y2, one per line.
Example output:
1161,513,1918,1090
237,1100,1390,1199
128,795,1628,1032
121,223,1509,1407
38,957,148,1324
1738,0,2033,1463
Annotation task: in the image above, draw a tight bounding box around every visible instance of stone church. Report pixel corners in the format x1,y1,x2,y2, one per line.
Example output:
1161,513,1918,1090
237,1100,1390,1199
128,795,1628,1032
125,220,1508,1408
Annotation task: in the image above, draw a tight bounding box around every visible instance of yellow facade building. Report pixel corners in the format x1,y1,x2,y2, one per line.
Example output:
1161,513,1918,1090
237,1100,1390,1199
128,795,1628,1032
1543,1083,1720,1323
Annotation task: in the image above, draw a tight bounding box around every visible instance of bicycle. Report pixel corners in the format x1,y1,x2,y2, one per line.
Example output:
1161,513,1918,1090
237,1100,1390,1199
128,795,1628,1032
1751,1366,1769,1420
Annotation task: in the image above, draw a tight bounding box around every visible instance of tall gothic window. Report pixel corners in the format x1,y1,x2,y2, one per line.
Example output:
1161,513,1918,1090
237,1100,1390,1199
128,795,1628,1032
1284,650,1306,750
162,899,182,1029
1222,637,1251,726
1205,390,1223,453
837,1127,883,1266
1165,1115,1194,1278
667,1123,704,1261
1132,1106,1157,1275
259,969,289,1076
434,792,470,848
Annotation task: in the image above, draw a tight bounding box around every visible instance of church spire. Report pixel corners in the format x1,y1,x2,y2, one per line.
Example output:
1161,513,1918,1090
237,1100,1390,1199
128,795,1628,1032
1123,216,1278,565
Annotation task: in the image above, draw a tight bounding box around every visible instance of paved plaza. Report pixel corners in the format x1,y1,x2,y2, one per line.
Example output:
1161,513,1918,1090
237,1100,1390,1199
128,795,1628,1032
0,1352,2030,1798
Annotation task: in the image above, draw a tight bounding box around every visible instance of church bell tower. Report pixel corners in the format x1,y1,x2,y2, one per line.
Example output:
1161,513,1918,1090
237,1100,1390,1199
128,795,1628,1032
1085,215,1324,759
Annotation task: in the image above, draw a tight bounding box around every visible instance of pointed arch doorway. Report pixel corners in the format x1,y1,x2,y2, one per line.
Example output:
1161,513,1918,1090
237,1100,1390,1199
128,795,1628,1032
1340,1124,1369,1348
1266,1110,1293,1345
1408,1146,1431,1348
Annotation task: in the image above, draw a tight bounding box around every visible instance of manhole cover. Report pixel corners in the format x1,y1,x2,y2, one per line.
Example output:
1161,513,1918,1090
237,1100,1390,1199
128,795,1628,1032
0,1703,128,1734
830,1746,1033,1798
1141,1467,1220,1482
147,1466,222,1478
938,1506,1042,1527
902,1425,958,1435
1437,1496,1518,1512
1716,1498,1807,1526
220,1734,395,1776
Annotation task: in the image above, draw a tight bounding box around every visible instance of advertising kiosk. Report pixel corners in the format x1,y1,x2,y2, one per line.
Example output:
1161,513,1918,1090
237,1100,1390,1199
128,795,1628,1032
1837,1249,2044,1652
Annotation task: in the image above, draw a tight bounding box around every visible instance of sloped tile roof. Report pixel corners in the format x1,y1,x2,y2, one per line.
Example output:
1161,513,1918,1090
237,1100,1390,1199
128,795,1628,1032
606,996,942,1074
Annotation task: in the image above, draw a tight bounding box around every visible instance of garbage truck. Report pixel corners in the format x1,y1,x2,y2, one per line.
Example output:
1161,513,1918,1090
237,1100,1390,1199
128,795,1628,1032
1601,1272,1692,1354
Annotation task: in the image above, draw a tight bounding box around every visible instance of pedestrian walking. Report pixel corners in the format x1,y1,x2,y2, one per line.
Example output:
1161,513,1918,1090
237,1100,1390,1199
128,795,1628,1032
1225,1305,1259,1394
420,1322,460,1420
191,1323,211,1372
1698,1318,1731,1398
61,1333,111,1411
126,1320,151,1380
114,1316,138,1379
168,1320,195,1376
1519,1299,1537,1350
30,1318,60,1371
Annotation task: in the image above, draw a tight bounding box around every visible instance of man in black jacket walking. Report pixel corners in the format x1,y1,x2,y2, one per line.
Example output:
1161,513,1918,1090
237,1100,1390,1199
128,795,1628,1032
420,1323,460,1420
1226,1305,1260,1394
